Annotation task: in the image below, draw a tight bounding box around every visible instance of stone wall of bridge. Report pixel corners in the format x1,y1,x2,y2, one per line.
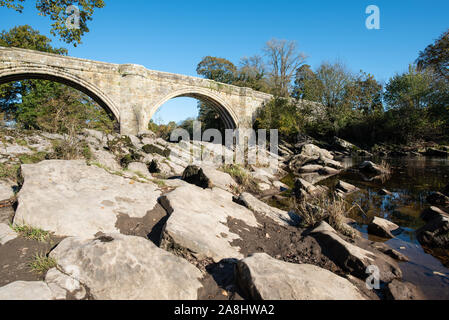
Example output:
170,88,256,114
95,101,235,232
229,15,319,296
0,46,273,135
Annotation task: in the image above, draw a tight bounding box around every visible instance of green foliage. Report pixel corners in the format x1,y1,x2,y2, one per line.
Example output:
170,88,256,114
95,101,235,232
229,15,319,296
28,253,57,274
196,56,237,84
148,120,177,141
142,144,170,157
0,163,20,181
0,24,67,54
197,102,225,136
18,152,48,164
0,1,105,46
12,224,51,242
417,29,449,81
0,25,67,121
120,151,143,169
16,80,116,134
0,25,117,135
254,97,303,142
222,164,260,193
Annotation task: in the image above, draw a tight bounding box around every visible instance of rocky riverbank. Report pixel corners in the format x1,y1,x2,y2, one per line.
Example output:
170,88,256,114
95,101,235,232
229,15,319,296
0,127,444,300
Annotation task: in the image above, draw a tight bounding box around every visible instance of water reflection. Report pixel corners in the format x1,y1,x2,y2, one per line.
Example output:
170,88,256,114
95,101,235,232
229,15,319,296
323,156,449,299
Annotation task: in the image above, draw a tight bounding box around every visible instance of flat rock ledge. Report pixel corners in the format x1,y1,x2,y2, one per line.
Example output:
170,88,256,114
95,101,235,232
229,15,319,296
160,184,259,262
50,233,204,300
236,192,299,227
14,160,161,238
235,253,366,300
368,216,401,239
0,281,54,300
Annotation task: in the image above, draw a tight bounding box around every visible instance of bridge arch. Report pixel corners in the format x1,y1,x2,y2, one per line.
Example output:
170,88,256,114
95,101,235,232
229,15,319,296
0,66,120,122
148,88,238,130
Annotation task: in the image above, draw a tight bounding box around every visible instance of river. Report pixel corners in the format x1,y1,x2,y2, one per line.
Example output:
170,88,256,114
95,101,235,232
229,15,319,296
324,157,449,300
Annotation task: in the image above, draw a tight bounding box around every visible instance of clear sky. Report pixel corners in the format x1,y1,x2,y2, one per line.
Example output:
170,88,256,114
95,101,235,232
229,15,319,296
1,0,448,124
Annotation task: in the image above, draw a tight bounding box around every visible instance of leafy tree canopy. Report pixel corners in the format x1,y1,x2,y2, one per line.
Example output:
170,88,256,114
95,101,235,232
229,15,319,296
0,0,105,46
417,29,449,81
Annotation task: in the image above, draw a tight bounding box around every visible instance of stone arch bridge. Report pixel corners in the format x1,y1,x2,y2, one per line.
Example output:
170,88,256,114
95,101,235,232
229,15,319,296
0,46,273,135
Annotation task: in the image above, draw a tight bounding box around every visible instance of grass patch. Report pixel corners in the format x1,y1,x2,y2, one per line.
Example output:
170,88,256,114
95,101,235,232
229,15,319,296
15,139,28,147
28,253,57,274
0,163,20,181
294,195,358,238
11,224,51,242
222,164,260,194
18,152,48,164
152,179,167,188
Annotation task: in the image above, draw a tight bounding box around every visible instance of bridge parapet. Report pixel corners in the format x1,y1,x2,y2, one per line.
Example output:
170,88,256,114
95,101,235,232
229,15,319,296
0,46,273,135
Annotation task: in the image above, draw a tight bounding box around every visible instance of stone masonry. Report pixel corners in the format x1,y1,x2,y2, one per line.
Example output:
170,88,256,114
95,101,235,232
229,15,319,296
0,46,273,135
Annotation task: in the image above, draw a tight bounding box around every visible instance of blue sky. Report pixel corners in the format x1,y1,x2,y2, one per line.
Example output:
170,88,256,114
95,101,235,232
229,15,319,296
1,0,448,124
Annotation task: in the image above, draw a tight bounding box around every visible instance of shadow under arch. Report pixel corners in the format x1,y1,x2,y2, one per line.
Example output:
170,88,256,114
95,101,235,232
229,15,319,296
0,67,120,123
148,88,238,130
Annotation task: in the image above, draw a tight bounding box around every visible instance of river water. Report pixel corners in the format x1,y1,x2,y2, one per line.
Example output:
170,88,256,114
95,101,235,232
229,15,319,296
324,157,449,300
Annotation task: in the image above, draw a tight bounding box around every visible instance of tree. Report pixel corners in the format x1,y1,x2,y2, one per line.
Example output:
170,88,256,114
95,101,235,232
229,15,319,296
197,101,226,135
196,56,237,84
0,25,67,121
345,71,383,115
234,55,270,93
17,80,115,134
417,29,449,81
254,98,304,142
0,0,105,46
293,64,324,101
263,39,307,97
383,65,434,142
0,25,116,134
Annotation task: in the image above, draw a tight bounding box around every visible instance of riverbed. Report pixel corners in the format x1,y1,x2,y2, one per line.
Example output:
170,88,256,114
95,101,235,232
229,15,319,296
326,157,449,300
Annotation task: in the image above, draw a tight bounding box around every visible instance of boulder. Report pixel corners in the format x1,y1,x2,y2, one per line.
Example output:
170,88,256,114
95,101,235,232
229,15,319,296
0,223,17,245
443,183,449,197
0,182,14,202
311,222,402,282
299,164,324,174
426,192,449,206
417,212,449,248
0,281,54,300
127,162,151,178
235,253,366,300
14,160,161,238
368,217,401,239
50,234,203,300
294,178,327,199
89,147,122,171
421,206,449,222
160,185,259,262
318,167,341,176
425,148,449,158
250,167,275,184
336,180,359,194
379,189,392,196
45,268,86,300
236,193,299,226
384,280,424,300
181,165,238,192
359,161,387,175
332,137,372,157
299,144,333,160
335,180,359,198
